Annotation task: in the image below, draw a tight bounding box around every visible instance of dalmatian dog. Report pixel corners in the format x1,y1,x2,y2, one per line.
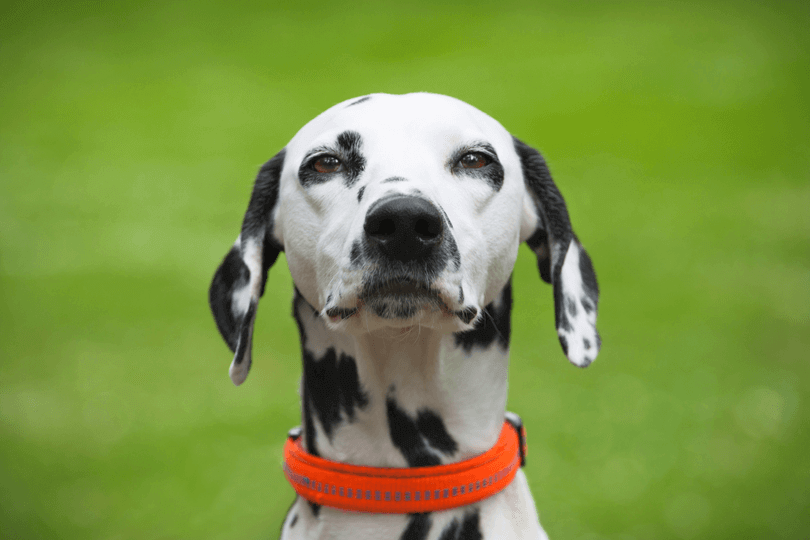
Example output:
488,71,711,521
209,93,600,540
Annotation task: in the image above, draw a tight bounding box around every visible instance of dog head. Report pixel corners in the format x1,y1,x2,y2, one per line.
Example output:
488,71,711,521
209,93,600,385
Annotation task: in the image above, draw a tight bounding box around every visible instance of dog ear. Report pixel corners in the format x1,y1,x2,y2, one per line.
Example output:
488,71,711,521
514,137,601,367
209,149,285,385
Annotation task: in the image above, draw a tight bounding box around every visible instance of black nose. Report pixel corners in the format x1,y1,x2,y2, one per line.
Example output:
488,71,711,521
364,196,444,262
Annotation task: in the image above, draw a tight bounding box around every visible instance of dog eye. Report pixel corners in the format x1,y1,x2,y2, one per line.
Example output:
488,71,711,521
312,155,342,174
459,152,490,169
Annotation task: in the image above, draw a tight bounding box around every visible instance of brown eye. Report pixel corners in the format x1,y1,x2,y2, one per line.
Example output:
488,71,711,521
313,155,341,174
459,152,489,169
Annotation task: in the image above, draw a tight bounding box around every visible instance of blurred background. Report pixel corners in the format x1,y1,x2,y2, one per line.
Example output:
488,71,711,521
1,0,808,538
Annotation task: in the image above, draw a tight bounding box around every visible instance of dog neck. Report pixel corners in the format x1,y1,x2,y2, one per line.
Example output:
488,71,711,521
293,285,512,469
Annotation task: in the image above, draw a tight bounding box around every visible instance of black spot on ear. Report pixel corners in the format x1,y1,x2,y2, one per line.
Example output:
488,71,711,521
578,242,600,300
559,335,569,356
583,338,591,350
565,296,578,317
402,513,432,540
387,394,456,467
581,298,594,314
454,280,512,352
347,96,371,107
209,245,250,350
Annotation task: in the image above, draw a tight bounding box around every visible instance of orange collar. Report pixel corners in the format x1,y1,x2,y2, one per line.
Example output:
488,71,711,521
283,416,527,513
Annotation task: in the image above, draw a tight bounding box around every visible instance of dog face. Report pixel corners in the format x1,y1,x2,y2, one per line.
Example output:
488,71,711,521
209,93,600,385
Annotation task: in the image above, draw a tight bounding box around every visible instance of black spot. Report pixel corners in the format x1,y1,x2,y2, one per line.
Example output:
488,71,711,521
566,296,578,317
583,338,591,350
526,228,551,284
357,185,366,202
382,176,408,183
387,394,456,467
454,281,512,352
209,245,250,351
309,501,321,517
577,242,600,301
303,347,369,441
458,511,482,540
289,514,297,528
348,96,371,107
336,131,366,187
439,519,459,540
581,298,594,314
559,335,568,356
417,410,458,455
439,511,481,540
557,312,573,333
458,287,464,303
401,513,432,540
294,292,368,454
449,142,504,191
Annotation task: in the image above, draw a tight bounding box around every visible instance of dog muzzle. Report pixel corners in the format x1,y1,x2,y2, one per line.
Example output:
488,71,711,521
282,414,527,513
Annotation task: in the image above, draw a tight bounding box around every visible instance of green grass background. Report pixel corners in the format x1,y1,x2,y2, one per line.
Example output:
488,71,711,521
1,0,808,538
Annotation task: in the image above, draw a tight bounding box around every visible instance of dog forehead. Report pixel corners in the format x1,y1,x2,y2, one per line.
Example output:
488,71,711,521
286,93,510,157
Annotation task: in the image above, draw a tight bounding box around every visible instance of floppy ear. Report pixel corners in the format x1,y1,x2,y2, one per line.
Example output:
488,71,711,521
209,149,285,385
514,137,601,367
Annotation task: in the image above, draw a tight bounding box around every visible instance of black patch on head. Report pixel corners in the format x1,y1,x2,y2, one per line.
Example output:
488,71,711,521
449,142,504,191
454,280,512,352
402,513,432,540
387,393,457,467
347,96,371,107
298,131,366,188
357,185,366,202
383,176,408,183
439,511,482,540
336,131,366,187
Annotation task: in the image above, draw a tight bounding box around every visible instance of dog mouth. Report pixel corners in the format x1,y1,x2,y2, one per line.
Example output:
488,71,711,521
325,277,477,324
